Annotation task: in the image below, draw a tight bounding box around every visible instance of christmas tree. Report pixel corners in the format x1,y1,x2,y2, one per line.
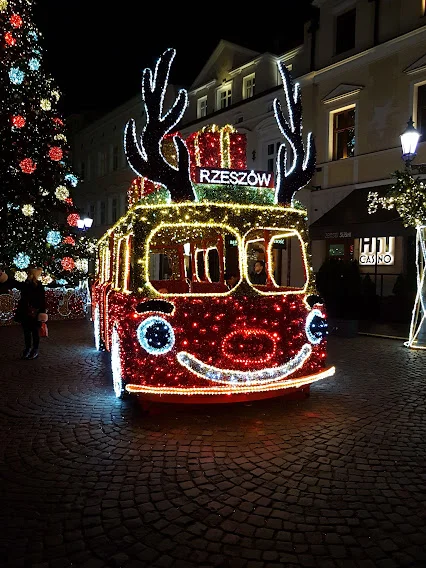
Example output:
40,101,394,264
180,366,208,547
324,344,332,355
0,0,93,287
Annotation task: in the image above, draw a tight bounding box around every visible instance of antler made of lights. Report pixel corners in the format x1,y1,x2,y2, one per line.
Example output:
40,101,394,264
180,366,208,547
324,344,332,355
124,48,196,202
273,61,316,205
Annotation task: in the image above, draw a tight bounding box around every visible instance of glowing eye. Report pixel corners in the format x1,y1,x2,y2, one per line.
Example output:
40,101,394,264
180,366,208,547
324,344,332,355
137,316,175,355
305,309,328,344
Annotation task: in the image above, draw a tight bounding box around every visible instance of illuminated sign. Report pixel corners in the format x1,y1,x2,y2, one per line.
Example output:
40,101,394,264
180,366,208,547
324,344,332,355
196,167,274,188
359,236,395,266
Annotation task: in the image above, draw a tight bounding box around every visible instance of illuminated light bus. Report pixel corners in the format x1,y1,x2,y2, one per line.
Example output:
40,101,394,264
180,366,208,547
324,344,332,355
92,48,335,403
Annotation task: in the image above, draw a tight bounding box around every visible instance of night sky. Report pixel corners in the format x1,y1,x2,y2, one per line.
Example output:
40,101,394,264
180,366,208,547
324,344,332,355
32,1,315,118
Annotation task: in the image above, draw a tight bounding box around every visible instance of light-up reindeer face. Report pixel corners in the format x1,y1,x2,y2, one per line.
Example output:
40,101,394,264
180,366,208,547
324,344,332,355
117,203,330,394
129,290,329,393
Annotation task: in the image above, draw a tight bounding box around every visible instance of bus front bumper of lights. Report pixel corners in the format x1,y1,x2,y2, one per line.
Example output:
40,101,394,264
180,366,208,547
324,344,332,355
176,343,313,386
123,344,336,396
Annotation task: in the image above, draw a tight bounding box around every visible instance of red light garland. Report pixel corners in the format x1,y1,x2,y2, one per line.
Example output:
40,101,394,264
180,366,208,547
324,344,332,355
67,213,80,226
19,158,36,173
102,292,328,393
48,146,63,161
10,13,23,28
63,236,75,245
11,115,25,128
61,257,75,271
5,32,16,46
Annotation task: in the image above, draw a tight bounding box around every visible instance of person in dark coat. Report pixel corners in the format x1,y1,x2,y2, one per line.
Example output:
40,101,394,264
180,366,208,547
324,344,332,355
249,260,267,285
0,266,47,359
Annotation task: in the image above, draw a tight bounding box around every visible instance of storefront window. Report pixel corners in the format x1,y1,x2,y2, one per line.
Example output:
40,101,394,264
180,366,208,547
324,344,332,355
329,243,345,258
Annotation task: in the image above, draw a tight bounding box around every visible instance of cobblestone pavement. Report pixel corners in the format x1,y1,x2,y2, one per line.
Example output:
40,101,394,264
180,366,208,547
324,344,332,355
1,319,425,568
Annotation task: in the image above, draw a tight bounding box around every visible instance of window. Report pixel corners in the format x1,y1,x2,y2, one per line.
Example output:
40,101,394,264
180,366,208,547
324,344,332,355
335,8,356,55
115,236,132,290
332,107,355,160
217,85,232,110
329,243,345,258
100,201,106,225
245,228,307,290
89,203,95,225
112,146,119,171
98,151,106,176
417,84,426,140
197,96,207,118
111,197,118,223
148,225,235,294
266,141,283,173
243,74,255,99
86,156,91,181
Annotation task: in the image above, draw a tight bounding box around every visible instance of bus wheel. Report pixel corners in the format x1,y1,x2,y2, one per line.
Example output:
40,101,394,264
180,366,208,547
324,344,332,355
93,305,104,351
111,325,128,399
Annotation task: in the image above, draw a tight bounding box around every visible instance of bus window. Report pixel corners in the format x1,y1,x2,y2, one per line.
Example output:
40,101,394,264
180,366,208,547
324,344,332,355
148,225,238,294
246,230,266,286
245,229,307,290
196,250,205,281
271,233,306,290
149,253,172,281
115,237,128,290
207,248,220,282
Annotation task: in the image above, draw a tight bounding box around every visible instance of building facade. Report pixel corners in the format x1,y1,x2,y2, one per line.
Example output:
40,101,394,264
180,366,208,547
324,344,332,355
70,0,426,297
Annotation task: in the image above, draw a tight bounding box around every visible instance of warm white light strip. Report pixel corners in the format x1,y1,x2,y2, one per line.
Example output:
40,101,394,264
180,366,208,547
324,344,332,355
406,225,426,349
177,344,312,385
125,365,336,395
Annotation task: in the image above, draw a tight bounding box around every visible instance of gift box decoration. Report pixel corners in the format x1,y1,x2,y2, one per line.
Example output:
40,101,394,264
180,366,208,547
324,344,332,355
126,133,181,208
185,125,247,182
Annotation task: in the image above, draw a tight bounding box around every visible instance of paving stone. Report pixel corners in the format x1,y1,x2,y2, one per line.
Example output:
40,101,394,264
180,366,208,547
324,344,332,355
1,321,426,568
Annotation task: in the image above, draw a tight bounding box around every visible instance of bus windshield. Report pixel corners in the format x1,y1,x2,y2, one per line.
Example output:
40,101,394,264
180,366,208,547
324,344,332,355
148,225,240,294
245,228,307,291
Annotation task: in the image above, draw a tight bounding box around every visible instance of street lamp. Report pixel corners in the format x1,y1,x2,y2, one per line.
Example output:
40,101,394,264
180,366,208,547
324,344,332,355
400,116,421,170
77,217,93,231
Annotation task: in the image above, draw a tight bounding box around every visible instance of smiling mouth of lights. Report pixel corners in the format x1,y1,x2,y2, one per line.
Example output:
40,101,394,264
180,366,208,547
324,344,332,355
176,343,313,386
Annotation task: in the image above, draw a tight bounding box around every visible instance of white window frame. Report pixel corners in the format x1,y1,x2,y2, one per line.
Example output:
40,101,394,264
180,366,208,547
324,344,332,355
265,140,282,176
243,73,255,100
216,83,232,110
328,103,357,161
197,96,207,119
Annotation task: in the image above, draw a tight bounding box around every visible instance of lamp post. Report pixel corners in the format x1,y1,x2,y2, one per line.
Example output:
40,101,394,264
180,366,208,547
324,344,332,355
399,118,426,349
400,116,420,172
77,217,93,231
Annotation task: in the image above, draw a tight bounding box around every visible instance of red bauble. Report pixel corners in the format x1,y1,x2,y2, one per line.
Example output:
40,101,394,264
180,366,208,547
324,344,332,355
10,14,23,28
63,236,75,245
5,32,16,46
11,115,25,128
65,197,73,206
67,213,80,227
48,146,63,161
19,158,36,174
61,257,75,271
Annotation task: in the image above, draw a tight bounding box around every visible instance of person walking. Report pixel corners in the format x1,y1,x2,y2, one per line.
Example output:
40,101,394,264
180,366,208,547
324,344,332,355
0,266,47,359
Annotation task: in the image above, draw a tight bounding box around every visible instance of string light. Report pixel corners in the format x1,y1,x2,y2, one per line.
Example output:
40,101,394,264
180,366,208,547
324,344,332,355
368,172,426,349
93,48,334,402
46,230,61,246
